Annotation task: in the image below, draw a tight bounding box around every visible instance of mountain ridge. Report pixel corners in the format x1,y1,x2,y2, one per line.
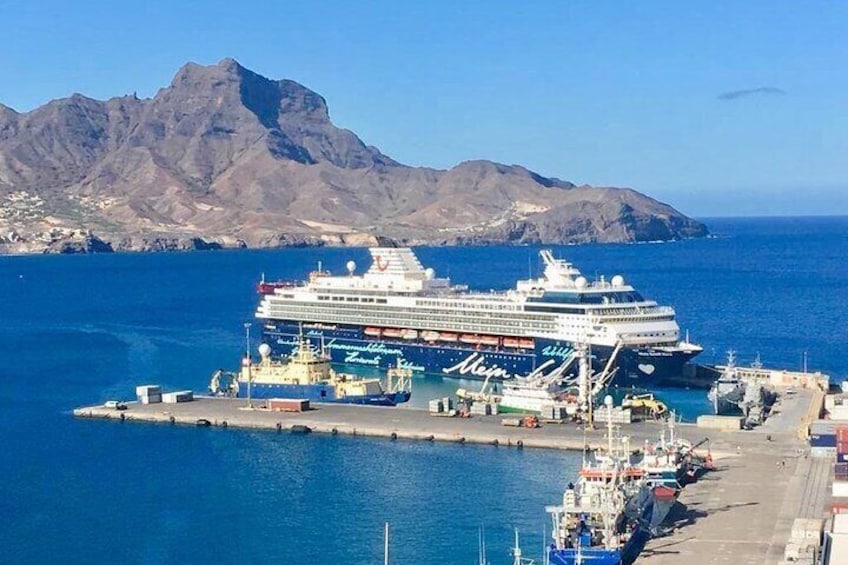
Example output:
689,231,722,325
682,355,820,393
0,58,707,253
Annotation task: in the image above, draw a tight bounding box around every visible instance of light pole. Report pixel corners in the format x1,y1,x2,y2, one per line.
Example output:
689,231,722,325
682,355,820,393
244,322,252,408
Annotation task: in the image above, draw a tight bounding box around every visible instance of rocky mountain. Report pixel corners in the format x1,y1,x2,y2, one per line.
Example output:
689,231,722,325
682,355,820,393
0,58,707,253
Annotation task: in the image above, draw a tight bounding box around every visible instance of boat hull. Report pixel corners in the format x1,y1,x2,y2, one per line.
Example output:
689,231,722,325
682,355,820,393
549,527,650,565
239,382,408,406
260,321,700,387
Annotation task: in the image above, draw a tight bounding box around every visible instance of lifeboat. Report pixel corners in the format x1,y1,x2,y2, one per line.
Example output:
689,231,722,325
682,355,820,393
364,327,381,337
460,334,481,344
382,328,403,339
503,337,520,348
402,329,418,340
439,332,459,342
478,335,500,347
421,331,440,342
518,338,535,349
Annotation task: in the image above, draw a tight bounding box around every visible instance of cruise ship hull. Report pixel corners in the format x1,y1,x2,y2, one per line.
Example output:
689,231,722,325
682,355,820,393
260,321,699,387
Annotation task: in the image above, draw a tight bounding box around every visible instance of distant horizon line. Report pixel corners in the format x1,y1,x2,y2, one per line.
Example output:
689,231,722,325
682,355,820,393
696,214,848,220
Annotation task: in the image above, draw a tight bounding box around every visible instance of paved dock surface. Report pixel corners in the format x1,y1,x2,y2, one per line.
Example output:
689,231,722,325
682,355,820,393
75,389,825,565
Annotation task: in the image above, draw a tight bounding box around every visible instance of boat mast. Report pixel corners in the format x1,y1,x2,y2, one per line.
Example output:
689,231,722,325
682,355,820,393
384,522,389,565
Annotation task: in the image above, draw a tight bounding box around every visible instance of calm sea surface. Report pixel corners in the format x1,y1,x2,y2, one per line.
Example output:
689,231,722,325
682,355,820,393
2,216,847,563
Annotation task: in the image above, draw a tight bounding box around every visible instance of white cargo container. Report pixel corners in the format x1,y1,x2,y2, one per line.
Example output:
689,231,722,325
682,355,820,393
812,446,837,458
824,532,848,564
790,518,822,545
833,480,848,498
696,415,743,430
136,385,161,396
162,390,193,404
833,514,848,535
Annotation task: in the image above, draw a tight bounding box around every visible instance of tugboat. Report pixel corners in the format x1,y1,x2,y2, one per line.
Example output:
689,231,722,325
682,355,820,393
209,334,412,406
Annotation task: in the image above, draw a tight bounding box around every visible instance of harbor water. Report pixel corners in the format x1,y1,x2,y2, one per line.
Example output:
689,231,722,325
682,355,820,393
2,216,848,563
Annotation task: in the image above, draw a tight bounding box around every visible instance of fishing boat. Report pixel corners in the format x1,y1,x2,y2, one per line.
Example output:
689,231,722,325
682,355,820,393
546,465,651,565
209,334,412,406
545,396,653,564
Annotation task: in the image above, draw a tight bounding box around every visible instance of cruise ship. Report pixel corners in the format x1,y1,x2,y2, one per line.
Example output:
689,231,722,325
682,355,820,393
254,248,702,386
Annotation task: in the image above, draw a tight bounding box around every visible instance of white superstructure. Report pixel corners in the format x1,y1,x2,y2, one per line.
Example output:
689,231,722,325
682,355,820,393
256,247,688,350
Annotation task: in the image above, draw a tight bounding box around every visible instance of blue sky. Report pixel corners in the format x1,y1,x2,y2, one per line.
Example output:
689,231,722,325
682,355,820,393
1,1,845,217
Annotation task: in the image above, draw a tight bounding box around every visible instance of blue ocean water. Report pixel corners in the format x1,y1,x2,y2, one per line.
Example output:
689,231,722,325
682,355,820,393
1,216,847,563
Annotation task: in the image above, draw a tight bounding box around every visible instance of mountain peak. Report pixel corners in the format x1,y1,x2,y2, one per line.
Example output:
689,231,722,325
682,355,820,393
0,59,708,253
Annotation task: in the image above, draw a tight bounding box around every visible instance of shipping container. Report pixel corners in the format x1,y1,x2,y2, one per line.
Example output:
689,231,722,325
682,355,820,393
811,446,837,458
267,398,309,412
824,532,848,564
833,514,848,535
831,501,848,514
429,399,444,414
140,394,162,405
833,480,848,498
791,518,823,545
837,427,848,443
812,420,841,435
810,434,837,448
162,390,193,404
135,384,161,396
697,415,743,431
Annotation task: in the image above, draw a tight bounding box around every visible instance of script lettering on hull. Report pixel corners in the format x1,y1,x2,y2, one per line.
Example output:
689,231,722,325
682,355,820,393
442,352,511,380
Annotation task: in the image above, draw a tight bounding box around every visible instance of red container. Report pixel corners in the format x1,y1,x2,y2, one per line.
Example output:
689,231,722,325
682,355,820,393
833,500,848,514
837,427,848,443
267,398,310,412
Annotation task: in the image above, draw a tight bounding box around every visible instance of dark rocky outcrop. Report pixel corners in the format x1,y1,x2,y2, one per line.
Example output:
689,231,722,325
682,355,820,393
0,59,707,254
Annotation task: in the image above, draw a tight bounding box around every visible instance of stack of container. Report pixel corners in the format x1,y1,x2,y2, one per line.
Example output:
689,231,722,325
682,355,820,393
809,420,837,458
822,514,848,564
470,402,498,416
136,385,162,404
428,399,444,414
596,407,632,424
783,517,822,564
540,403,567,421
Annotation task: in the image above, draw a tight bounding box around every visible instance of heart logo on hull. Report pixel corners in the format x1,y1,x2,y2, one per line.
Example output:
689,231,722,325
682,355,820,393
638,364,656,375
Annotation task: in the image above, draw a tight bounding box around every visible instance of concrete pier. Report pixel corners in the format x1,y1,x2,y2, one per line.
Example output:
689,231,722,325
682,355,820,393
74,388,828,565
